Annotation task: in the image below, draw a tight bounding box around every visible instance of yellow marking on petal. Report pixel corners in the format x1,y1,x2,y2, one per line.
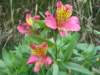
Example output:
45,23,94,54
31,43,48,57
56,5,72,27
32,47,47,57
26,18,33,26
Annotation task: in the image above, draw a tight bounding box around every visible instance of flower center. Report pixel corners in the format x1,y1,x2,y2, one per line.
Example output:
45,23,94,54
32,47,46,57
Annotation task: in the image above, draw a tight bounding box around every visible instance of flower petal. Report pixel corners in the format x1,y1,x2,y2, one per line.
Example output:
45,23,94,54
39,42,48,50
64,4,73,18
26,13,33,26
33,15,40,21
56,0,63,8
27,55,38,64
33,61,41,73
59,31,66,37
30,43,37,50
45,11,57,29
65,4,73,12
17,25,26,34
17,23,30,34
64,16,81,31
44,56,52,65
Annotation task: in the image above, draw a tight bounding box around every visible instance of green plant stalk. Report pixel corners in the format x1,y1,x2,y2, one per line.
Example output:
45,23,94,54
53,30,58,61
41,67,45,75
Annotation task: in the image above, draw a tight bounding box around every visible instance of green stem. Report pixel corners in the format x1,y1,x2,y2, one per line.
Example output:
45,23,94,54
41,67,45,75
53,30,58,60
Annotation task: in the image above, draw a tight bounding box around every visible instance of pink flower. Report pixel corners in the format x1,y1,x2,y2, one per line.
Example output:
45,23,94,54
26,13,40,26
33,15,40,21
17,14,40,34
27,42,52,73
44,0,80,36
17,22,31,34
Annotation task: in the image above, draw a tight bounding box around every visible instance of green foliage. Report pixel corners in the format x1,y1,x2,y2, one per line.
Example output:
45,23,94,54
52,63,59,75
64,62,93,75
1,32,98,75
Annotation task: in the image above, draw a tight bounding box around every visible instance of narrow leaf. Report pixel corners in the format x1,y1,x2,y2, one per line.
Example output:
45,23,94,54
64,62,94,75
53,63,59,75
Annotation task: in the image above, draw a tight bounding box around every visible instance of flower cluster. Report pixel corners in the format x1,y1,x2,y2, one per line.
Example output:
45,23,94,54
17,0,80,73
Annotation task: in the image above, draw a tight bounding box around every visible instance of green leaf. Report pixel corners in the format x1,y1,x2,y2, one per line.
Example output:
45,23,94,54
36,20,45,28
76,43,89,51
0,60,6,69
48,47,56,59
46,67,52,75
94,30,100,35
58,71,67,75
53,63,59,75
76,43,96,54
76,43,97,61
63,33,79,61
0,60,10,75
94,46,100,51
2,50,12,66
64,62,94,75
24,35,54,47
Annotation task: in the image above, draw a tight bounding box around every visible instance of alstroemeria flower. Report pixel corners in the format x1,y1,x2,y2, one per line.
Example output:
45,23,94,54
26,13,40,26
27,42,52,73
45,0,80,36
17,22,31,34
17,13,40,34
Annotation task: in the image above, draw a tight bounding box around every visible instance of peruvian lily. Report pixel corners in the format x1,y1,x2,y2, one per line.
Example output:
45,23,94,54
17,22,31,34
44,0,80,36
26,13,40,26
17,14,40,34
27,42,52,73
